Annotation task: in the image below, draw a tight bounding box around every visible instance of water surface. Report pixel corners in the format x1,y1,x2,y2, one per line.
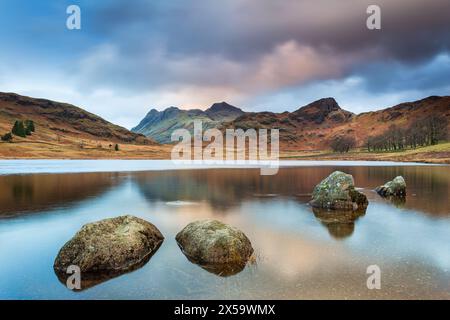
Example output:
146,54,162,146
0,161,449,299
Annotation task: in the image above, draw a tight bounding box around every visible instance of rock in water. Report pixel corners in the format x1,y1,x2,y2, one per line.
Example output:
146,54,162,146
54,215,164,276
175,220,254,276
375,176,406,197
310,171,368,211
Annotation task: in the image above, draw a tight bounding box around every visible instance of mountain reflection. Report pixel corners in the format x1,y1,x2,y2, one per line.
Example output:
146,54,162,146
0,173,122,217
1,165,448,219
134,166,450,216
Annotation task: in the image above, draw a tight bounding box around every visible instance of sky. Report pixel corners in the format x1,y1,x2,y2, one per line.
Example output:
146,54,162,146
0,0,449,129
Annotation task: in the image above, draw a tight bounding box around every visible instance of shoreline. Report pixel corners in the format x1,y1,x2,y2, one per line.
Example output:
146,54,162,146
0,155,448,164
1,142,449,165
0,159,445,176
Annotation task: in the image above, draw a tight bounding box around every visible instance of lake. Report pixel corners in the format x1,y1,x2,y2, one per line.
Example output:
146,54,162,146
0,160,449,299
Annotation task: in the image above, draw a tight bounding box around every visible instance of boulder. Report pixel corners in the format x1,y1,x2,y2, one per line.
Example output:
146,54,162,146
54,215,164,275
175,220,254,276
310,171,368,211
375,176,406,197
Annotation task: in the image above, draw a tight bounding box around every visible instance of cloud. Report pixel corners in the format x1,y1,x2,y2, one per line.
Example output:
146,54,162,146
71,0,450,101
0,0,449,128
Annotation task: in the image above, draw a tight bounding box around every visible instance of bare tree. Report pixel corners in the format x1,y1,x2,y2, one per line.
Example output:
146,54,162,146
330,135,356,153
367,116,448,152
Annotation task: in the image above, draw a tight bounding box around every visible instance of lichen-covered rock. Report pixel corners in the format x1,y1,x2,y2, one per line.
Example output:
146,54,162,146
54,215,164,274
310,171,368,211
175,220,254,273
375,176,406,197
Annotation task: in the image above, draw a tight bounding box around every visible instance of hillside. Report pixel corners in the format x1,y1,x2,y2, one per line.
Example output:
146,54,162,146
224,96,450,151
0,92,168,159
132,102,244,143
1,92,448,162
0,92,153,144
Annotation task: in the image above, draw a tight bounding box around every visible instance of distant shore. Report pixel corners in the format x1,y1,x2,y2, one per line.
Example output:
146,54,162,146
1,141,449,164
280,142,450,164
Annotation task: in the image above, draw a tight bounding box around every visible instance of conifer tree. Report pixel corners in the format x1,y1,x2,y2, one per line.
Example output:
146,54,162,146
12,120,26,138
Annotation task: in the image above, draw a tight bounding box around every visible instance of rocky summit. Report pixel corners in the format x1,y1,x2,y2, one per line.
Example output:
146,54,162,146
131,102,244,143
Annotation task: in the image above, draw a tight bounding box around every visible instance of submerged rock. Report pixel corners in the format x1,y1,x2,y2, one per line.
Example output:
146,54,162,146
375,176,406,197
310,171,368,211
175,220,254,276
54,215,164,289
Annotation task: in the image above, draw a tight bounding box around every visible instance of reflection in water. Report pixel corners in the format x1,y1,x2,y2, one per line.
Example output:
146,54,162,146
54,249,158,291
179,253,248,277
378,195,407,208
0,163,449,299
312,208,366,239
0,173,121,217
132,166,450,216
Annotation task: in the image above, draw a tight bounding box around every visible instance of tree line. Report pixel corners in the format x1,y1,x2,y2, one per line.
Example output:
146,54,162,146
366,115,448,152
330,135,356,153
329,115,448,153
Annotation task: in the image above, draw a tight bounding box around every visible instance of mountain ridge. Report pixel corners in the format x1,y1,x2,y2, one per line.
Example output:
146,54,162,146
224,95,450,150
132,95,449,148
132,101,245,143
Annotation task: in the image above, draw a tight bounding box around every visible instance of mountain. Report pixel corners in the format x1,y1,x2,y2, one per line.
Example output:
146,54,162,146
132,102,244,143
0,92,153,144
2,91,448,158
224,96,450,150
205,102,245,121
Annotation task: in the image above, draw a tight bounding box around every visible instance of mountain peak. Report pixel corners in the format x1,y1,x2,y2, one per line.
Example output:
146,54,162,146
294,97,352,124
299,97,340,112
132,102,245,142
207,101,238,112
205,102,244,121
165,106,180,111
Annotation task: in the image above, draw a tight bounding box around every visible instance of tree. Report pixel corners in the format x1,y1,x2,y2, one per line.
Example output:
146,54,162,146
1,132,13,142
425,115,448,145
25,120,35,132
12,120,26,137
367,116,449,153
330,135,356,153
114,144,120,151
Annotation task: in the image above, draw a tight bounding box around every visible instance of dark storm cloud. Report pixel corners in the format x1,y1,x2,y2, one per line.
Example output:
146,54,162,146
1,0,449,128
70,0,450,98
86,0,450,61
356,54,450,93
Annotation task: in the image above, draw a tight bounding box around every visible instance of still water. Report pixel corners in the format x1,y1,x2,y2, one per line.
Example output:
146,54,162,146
0,161,449,299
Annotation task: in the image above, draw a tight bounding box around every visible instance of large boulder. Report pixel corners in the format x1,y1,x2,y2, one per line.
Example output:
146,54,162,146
54,215,164,277
375,176,406,197
310,171,368,211
176,220,254,276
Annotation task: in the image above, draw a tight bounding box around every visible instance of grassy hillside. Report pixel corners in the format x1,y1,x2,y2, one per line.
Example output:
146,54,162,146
225,96,450,151
0,92,166,158
0,92,154,144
